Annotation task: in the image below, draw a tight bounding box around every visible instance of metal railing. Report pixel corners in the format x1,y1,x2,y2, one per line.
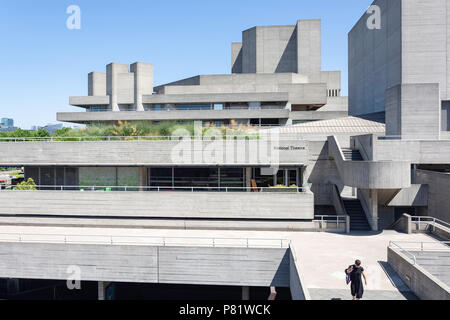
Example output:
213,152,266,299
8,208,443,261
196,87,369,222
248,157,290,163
0,135,268,142
389,241,450,265
314,215,348,231
1,184,308,193
411,216,450,232
0,231,290,248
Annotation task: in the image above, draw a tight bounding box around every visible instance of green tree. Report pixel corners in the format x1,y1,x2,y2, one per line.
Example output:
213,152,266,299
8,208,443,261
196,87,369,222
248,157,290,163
13,178,37,191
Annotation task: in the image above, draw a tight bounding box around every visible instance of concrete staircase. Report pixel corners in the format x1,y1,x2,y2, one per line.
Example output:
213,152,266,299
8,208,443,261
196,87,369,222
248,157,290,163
343,199,371,231
342,148,363,161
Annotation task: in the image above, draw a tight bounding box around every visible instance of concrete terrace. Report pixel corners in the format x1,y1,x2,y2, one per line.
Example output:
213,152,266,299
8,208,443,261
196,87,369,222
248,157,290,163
0,225,439,300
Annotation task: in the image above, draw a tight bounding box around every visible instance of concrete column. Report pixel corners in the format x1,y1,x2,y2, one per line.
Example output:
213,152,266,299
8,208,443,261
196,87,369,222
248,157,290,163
130,62,154,112
369,189,378,231
106,63,129,112
139,168,148,191
242,286,250,300
245,168,252,192
268,287,277,300
98,281,111,300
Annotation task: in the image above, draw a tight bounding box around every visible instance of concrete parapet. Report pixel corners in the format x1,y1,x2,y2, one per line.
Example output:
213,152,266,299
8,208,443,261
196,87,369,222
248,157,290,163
327,135,411,189
388,247,450,300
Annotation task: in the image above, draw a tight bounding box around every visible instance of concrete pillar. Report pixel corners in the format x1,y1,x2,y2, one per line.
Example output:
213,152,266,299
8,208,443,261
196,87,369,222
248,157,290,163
130,62,154,112
242,286,250,300
268,287,277,300
369,189,378,231
106,63,129,112
245,168,252,192
139,167,148,191
98,281,110,300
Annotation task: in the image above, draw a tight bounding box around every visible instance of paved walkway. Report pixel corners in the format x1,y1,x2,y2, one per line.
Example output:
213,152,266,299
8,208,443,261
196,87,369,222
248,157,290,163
0,225,440,300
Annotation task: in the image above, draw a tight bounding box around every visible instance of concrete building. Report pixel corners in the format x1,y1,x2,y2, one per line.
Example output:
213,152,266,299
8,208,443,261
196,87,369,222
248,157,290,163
0,10,449,300
0,118,16,132
57,20,348,127
349,0,450,136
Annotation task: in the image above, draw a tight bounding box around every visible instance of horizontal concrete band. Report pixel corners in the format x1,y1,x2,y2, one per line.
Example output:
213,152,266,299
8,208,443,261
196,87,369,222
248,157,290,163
57,110,348,123
58,109,290,122
0,242,290,287
0,140,309,166
0,191,315,220
0,216,320,232
143,92,290,104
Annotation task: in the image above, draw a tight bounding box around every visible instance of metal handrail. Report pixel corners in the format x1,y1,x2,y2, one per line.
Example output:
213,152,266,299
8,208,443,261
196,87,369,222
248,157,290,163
389,241,418,265
411,216,450,231
0,135,268,142
1,184,308,193
389,240,450,265
314,215,348,230
0,231,290,248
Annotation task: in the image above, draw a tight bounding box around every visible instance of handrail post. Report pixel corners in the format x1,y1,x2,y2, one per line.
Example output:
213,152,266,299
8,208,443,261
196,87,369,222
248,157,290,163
346,215,351,234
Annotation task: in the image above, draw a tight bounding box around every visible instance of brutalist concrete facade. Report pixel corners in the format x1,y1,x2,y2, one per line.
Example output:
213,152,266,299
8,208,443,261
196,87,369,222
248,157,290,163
58,20,348,125
349,0,450,136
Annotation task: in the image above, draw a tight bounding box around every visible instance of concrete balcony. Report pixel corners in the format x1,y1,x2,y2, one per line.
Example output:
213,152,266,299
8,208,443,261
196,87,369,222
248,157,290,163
69,96,110,106
327,135,411,189
0,189,314,220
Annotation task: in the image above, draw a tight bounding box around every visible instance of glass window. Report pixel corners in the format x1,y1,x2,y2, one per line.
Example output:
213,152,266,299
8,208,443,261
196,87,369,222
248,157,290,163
177,104,211,110
219,168,244,190
149,167,172,188
40,167,55,190
174,167,218,190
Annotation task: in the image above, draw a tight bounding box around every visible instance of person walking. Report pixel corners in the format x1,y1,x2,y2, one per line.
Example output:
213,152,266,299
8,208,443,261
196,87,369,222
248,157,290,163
346,260,367,300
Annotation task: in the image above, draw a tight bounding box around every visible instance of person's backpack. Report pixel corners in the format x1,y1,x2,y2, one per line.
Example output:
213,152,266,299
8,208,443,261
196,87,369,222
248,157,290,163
345,265,353,285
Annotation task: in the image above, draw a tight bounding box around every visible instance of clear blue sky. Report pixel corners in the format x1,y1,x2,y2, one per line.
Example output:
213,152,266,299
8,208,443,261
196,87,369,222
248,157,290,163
0,0,373,129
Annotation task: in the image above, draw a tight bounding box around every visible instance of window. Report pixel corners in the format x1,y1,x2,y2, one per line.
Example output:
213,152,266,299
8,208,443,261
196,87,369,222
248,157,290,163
177,104,211,110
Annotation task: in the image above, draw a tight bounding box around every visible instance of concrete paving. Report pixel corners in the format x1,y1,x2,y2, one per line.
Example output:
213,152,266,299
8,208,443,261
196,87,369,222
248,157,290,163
0,226,440,300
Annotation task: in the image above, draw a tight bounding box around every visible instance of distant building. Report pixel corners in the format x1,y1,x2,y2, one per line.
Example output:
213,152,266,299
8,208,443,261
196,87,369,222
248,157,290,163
0,118,17,132
30,123,64,134
42,124,63,135
1,118,13,128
